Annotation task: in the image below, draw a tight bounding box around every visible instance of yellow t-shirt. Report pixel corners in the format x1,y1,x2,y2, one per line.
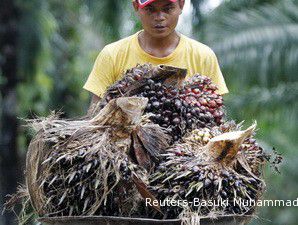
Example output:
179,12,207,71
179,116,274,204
83,31,229,97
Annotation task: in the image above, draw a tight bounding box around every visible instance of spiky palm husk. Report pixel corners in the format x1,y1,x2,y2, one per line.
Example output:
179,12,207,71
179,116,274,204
10,64,281,223
148,122,272,219
25,97,169,217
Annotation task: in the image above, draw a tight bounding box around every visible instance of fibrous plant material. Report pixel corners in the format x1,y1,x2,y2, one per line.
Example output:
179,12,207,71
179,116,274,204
5,64,282,224
100,64,225,142
25,97,169,217
149,122,280,219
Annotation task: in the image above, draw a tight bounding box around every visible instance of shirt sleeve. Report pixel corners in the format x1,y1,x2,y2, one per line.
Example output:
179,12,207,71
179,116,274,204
203,50,229,95
83,47,115,98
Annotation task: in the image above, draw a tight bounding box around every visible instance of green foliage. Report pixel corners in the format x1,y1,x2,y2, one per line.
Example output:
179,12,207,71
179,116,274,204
192,0,298,224
46,1,89,117
15,0,92,165
16,0,56,117
211,0,278,12
204,0,298,88
190,0,206,31
16,0,90,120
86,0,128,42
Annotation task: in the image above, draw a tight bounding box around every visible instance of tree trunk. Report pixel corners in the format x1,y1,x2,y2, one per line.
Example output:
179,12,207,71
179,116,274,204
0,1,21,225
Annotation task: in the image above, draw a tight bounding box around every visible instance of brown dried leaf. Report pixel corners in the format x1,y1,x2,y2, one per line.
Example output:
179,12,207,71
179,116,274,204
132,174,162,214
136,125,170,159
132,132,152,170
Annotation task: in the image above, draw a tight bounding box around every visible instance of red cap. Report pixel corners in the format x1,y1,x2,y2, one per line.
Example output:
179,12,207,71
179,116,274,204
137,0,177,9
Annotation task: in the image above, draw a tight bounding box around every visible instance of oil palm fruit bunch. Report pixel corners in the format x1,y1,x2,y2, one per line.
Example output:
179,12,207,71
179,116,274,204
25,97,168,217
180,74,224,126
100,64,187,106
99,64,225,142
140,75,224,142
149,122,279,219
40,152,144,217
182,121,238,146
183,127,216,146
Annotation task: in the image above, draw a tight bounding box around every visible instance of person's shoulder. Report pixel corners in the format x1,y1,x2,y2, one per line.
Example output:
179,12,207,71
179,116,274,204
101,33,137,55
181,34,216,57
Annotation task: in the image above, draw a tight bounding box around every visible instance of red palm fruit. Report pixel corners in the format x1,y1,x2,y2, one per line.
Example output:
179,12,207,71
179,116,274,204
199,98,208,106
192,88,200,94
208,100,217,108
215,99,223,105
209,84,217,91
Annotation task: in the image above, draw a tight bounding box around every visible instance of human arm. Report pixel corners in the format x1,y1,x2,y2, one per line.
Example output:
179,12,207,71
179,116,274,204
83,46,116,114
83,46,116,98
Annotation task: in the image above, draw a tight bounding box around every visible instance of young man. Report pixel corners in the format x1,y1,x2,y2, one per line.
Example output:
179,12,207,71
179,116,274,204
84,0,228,106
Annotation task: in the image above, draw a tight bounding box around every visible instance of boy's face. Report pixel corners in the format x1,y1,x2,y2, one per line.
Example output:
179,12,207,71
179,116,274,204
134,0,185,38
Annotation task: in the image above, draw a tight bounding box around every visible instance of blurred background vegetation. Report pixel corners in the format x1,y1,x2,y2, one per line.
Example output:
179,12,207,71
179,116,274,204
0,0,297,224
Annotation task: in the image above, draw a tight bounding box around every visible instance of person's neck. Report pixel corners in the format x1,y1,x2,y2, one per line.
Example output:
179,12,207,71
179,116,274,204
138,30,180,58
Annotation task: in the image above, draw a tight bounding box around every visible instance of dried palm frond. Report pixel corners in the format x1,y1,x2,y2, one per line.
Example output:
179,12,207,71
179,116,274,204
25,97,169,217
149,121,280,219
